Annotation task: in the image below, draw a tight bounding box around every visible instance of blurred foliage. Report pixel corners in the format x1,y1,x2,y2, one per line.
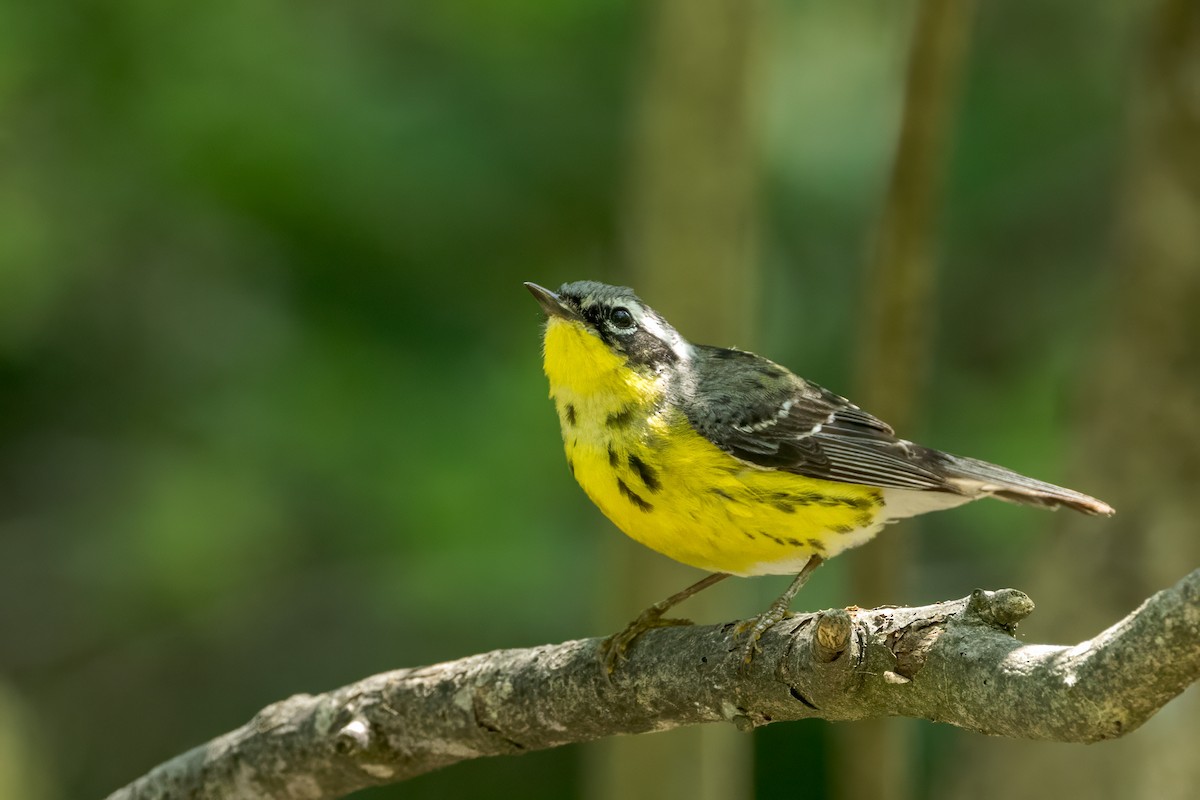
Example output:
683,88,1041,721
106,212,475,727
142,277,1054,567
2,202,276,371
0,0,1149,797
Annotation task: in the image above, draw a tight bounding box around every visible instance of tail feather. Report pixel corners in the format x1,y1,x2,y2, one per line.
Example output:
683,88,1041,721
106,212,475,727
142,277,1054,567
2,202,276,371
937,453,1115,517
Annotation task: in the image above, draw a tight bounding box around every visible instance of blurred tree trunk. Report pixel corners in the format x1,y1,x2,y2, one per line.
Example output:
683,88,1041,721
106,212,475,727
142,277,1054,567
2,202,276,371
0,684,51,800
837,2,974,800
937,1,1200,798
584,1,760,799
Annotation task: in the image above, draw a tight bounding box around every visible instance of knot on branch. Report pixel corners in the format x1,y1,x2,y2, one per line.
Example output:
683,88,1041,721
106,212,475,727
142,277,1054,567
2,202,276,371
965,588,1035,632
334,718,372,755
813,609,852,663
330,711,399,781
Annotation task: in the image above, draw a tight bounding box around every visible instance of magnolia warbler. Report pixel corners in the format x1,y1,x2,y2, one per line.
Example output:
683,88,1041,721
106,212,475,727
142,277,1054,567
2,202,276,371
526,280,1113,671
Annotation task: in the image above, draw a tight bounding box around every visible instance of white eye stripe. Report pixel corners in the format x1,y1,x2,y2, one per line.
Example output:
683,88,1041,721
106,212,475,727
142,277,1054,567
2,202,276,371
637,311,666,337
581,297,695,364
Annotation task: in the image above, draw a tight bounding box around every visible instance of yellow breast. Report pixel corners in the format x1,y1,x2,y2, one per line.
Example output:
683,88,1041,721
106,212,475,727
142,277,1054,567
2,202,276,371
541,317,884,576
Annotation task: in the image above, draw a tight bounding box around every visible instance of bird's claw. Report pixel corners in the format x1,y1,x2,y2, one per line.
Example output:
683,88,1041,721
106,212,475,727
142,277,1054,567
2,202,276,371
598,608,693,679
732,609,795,673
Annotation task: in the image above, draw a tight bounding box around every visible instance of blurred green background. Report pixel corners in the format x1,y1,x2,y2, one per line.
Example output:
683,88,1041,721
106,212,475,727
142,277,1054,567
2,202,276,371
2,1,1195,798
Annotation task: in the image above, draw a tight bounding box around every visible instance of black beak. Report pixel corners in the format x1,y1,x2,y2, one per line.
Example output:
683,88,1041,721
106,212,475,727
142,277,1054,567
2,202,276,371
524,282,582,321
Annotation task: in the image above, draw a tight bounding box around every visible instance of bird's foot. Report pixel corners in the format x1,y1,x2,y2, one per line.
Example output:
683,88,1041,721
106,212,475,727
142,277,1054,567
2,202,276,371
733,603,795,673
733,556,825,672
598,606,693,678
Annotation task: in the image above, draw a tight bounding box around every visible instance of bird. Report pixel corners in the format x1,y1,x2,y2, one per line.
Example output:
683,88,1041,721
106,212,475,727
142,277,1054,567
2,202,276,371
525,280,1113,673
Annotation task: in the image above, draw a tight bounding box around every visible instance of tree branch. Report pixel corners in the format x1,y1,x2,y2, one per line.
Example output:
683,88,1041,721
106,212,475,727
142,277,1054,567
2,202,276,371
108,569,1200,800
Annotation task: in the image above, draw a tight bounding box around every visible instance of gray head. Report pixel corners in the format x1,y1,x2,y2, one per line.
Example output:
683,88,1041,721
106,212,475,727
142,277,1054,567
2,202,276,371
525,280,693,371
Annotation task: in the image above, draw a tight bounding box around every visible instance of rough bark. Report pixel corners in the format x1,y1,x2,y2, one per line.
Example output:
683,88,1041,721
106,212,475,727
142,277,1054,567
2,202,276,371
108,569,1200,800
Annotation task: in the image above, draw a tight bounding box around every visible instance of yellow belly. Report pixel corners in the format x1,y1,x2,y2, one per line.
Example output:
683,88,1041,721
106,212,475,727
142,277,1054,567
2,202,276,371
540,315,883,576
565,407,883,576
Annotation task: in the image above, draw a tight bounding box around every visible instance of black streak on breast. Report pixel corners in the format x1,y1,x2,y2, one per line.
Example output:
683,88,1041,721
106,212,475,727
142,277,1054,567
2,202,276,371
627,454,662,492
617,478,654,512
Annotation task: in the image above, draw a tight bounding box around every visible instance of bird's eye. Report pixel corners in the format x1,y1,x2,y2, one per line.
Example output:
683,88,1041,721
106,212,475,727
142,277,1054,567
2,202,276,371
609,307,635,329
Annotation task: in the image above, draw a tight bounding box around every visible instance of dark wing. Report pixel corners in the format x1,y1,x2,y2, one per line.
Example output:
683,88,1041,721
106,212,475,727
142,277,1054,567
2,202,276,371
682,346,954,491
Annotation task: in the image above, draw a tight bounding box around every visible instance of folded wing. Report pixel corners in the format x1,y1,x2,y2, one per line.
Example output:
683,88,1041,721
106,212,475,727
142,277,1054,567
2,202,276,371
683,346,1113,516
